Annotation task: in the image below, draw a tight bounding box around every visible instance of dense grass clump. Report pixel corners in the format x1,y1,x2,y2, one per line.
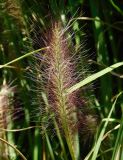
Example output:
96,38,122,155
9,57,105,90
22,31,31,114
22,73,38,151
0,0,123,160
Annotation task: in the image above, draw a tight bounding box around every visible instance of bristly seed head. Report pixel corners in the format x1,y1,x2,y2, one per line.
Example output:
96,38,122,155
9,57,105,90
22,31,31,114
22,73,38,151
0,82,15,160
31,20,97,159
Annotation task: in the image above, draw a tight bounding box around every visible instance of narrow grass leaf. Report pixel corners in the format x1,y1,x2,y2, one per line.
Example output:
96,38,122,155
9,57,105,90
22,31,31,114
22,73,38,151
0,47,48,69
112,104,123,160
0,138,27,160
91,91,123,160
66,62,123,94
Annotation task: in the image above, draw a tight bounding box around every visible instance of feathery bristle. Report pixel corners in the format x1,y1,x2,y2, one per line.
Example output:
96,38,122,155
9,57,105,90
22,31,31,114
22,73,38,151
0,82,14,160
0,81,23,160
31,21,97,160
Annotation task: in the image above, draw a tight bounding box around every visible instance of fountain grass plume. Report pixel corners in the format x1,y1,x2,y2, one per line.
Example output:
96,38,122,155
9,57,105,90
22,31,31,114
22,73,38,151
31,21,97,160
0,80,15,160
0,80,23,160
46,22,79,159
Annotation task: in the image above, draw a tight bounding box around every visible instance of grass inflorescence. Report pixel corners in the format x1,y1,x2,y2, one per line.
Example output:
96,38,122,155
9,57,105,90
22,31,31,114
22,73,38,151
30,21,97,160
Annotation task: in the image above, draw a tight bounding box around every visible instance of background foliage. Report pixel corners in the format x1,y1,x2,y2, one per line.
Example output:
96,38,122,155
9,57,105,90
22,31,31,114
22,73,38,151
0,0,123,160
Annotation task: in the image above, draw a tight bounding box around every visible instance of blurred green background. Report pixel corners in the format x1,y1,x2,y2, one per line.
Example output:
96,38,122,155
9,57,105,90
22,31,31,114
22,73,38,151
0,0,123,160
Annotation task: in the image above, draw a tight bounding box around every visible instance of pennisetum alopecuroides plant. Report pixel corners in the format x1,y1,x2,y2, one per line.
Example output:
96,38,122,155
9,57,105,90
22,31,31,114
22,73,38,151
31,20,97,160
0,80,15,160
